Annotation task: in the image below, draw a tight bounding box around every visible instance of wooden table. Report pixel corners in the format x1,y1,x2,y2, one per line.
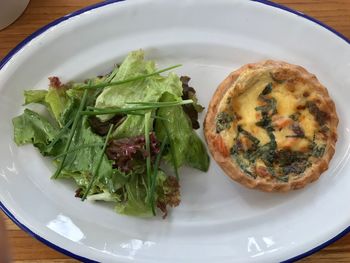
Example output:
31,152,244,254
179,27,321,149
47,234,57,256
1,0,349,262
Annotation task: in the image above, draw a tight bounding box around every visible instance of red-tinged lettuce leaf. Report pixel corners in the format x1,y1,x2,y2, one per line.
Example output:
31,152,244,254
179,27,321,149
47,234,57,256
88,114,126,136
106,132,160,173
156,174,180,219
180,76,204,130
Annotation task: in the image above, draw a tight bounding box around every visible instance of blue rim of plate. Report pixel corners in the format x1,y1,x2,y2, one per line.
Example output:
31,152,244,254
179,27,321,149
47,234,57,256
0,0,349,262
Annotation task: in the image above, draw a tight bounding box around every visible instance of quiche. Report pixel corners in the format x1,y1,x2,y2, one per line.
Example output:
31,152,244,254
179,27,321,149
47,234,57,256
204,61,338,192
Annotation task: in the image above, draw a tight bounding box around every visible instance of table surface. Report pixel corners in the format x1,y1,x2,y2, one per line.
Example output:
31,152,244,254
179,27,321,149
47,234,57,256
1,0,350,262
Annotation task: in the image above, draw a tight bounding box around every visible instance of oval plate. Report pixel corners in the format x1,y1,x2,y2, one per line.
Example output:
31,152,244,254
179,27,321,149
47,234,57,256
1,0,350,262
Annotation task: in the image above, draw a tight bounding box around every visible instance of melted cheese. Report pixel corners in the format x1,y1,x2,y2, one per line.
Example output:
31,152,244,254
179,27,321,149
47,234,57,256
217,68,321,153
299,109,318,139
271,85,298,116
230,71,271,145
275,131,310,151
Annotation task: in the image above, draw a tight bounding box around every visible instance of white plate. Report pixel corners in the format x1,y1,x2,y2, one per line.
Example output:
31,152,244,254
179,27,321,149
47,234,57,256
1,0,350,262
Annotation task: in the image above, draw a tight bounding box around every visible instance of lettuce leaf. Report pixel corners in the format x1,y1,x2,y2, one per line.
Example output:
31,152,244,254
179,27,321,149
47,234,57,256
155,93,209,172
24,90,48,105
12,109,59,155
24,87,69,127
115,170,180,217
115,172,152,217
55,117,114,188
23,73,113,127
94,50,183,138
44,88,69,126
155,172,180,217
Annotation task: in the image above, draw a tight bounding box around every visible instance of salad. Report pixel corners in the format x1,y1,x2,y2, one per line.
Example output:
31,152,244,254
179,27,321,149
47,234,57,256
12,50,209,218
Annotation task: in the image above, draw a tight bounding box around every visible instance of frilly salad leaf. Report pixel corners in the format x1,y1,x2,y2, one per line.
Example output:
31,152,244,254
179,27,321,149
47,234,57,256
180,76,204,129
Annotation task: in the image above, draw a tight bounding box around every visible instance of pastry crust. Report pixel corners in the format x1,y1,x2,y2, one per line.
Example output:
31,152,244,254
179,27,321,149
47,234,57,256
204,60,338,192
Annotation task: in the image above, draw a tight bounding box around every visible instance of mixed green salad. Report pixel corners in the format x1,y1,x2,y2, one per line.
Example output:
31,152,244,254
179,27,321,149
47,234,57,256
12,50,209,218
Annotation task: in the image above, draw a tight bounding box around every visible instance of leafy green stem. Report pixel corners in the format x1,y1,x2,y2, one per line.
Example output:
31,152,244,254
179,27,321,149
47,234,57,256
81,124,114,201
144,112,152,198
46,118,73,150
81,100,193,116
126,100,183,105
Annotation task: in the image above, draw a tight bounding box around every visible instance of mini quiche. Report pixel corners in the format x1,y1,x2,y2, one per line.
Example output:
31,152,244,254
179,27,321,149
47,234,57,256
204,60,338,192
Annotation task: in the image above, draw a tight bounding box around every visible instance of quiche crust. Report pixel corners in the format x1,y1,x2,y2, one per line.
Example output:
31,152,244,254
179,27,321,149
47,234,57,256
204,60,338,192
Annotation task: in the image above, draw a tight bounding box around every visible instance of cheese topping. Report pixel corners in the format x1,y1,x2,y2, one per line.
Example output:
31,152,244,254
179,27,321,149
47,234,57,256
214,67,329,182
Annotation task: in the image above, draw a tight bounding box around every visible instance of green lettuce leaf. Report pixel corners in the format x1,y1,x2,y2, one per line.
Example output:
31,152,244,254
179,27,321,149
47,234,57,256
24,90,48,105
94,50,183,138
155,93,209,172
24,87,69,127
115,172,152,217
59,170,122,202
87,190,120,202
94,50,156,112
44,88,69,126
55,117,114,186
53,116,124,203
12,108,58,155
23,72,113,127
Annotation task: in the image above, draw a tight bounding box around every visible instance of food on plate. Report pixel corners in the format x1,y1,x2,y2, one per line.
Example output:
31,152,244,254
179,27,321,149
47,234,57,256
12,50,209,217
204,60,338,192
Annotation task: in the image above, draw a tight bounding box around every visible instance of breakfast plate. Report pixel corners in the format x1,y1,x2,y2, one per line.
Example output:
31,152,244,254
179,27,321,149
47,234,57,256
1,0,350,262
